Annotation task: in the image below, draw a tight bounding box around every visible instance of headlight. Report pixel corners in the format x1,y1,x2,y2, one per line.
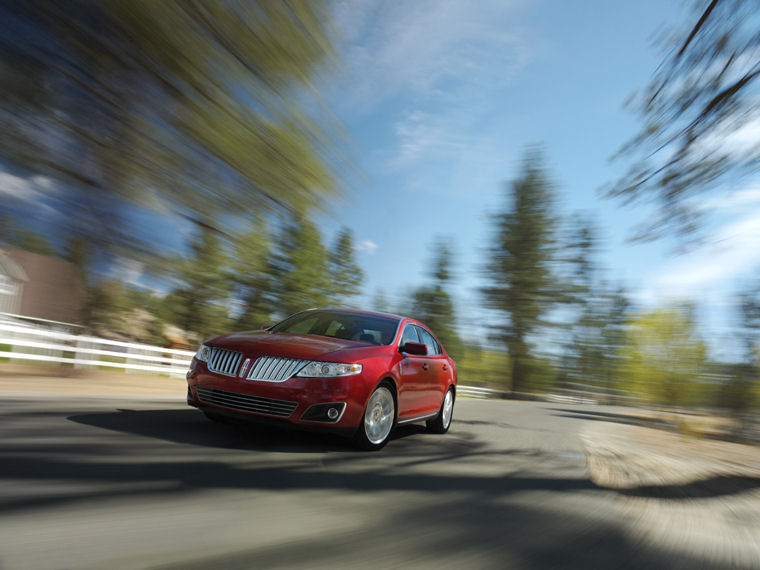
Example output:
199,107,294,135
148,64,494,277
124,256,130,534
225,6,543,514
195,344,211,363
296,361,362,377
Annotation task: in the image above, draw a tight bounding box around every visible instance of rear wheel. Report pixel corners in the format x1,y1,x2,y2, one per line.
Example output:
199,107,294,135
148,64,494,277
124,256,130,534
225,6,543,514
427,387,454,434
355,384,396,450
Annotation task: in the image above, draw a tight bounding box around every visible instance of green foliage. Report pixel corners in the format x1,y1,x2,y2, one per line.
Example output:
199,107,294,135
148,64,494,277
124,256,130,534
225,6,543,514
0,1,339,260
270,214,330,317
619,305,709,406
170,224,233,339
83,280,169,345
610,0,760,241
722,284,760,412
738,286,760,361
0,215,57,257
715,363,757,413
482,149,559,392
559,214,632,394
456,343,510,387
230,218,274,330
372,289,391,313
327,227,363,306
408,238,463,362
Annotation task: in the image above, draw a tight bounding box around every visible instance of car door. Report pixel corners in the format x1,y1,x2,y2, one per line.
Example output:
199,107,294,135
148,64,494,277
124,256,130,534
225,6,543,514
414,325,449,412
395,323,428,419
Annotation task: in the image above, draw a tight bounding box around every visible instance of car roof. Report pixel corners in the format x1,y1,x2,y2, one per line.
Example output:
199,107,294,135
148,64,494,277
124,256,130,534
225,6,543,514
304,307,405,321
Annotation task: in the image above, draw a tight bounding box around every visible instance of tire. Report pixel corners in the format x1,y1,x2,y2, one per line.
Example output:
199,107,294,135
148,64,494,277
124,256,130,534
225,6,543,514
355,384,396,450
427,387,454,434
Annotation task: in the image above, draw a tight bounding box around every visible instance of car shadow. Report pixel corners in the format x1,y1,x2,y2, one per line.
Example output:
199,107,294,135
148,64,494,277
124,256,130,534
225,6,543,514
549,408,660,428
620,474,760,500
67,408,432,454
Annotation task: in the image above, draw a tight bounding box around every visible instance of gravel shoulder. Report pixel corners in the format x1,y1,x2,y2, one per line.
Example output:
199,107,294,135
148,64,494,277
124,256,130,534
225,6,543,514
581,417,760,568
1,375,758,568
0,367,185,399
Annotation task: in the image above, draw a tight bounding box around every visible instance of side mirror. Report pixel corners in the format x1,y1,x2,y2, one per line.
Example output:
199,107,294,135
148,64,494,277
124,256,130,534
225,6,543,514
400,341,427,356
260,324,274,331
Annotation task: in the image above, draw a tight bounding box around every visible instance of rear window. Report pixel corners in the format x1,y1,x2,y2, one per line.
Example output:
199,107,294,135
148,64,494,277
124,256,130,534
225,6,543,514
270,311,400,345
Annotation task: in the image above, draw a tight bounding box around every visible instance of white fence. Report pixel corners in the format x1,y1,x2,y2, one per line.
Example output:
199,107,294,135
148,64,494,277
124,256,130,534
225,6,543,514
0,317,195,377
0,314,511,394
457,385,502,399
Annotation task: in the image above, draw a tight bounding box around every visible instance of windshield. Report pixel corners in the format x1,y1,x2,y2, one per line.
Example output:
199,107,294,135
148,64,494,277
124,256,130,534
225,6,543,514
270,311,400,346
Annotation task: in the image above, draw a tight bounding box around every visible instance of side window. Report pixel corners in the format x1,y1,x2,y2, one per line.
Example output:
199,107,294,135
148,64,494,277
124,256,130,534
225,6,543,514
399,324,420,347
415,326,441,355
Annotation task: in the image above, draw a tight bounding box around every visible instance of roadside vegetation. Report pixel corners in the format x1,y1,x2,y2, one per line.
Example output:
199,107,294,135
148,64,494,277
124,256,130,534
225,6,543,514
0,1,757,422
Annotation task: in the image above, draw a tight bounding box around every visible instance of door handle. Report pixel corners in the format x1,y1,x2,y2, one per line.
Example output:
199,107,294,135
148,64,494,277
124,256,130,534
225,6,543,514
422,363,429,371
442,364,448,371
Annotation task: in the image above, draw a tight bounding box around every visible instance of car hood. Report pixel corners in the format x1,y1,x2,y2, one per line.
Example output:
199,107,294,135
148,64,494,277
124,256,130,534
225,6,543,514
208,331,375,360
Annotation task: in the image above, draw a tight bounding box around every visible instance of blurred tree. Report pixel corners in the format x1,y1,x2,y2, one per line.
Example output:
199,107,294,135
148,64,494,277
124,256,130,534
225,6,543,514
82,280,165,344
723,285,760,412
0,1,339,256
482,149,559,393
62,233,94,280
568,287,631,399
620,305,709,406
739,286,760,362
610,0,760,241
372,288,390,313
408,238,463,362
457,343,510,387
0,214,57,256
327,227,363,307
560,215,631,397
83,280,130,336
270,214,330,317
171,223,232,339
230,218,273,330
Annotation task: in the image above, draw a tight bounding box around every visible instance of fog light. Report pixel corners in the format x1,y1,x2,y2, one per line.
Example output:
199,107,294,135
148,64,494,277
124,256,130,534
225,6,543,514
300,402,346,423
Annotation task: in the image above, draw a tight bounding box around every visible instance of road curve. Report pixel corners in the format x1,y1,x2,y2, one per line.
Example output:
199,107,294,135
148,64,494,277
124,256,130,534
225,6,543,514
0,395,753,569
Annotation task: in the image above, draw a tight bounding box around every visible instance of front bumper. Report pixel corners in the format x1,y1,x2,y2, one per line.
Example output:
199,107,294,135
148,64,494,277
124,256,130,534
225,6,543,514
186,366,366,430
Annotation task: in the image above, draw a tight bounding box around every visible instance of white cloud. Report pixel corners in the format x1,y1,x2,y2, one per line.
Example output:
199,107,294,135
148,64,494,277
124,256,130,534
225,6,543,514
357,240,378,254
391,109,512,171
646,191,760,300
699,187,760,213
110,258,145,289
331,1,533,172
332,0,530,114
0,171,56,203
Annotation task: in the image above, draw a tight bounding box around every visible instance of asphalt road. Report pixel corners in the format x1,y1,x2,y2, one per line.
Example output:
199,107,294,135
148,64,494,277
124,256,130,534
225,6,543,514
0,395,740,569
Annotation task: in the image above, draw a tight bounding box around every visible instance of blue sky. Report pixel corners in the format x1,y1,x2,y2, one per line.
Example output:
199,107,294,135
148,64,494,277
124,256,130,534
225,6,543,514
2,1,758,359
306,0,760,359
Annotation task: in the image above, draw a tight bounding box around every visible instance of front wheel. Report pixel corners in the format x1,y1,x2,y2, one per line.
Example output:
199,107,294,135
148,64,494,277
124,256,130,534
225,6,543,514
355,384,396,450
427,387,454,434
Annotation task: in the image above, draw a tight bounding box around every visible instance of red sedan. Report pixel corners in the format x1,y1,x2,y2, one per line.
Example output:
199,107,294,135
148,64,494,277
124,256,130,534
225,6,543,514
186,308,456,449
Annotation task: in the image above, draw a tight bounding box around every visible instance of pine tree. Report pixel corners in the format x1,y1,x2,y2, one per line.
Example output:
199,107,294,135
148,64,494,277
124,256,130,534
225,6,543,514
327,227,363,307
610,0,760,241
271,214,330,317
173,223,232,339
482,149,559,393
230,218,273,330
410,238,462,361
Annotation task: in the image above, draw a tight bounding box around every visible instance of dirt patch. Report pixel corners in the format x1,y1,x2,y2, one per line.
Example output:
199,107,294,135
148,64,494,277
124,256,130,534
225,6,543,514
582,420,760,568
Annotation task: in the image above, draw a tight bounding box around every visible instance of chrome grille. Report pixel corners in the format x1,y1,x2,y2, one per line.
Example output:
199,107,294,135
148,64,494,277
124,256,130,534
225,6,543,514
207,347,244,376
196,386,297,417
246,356,306,382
